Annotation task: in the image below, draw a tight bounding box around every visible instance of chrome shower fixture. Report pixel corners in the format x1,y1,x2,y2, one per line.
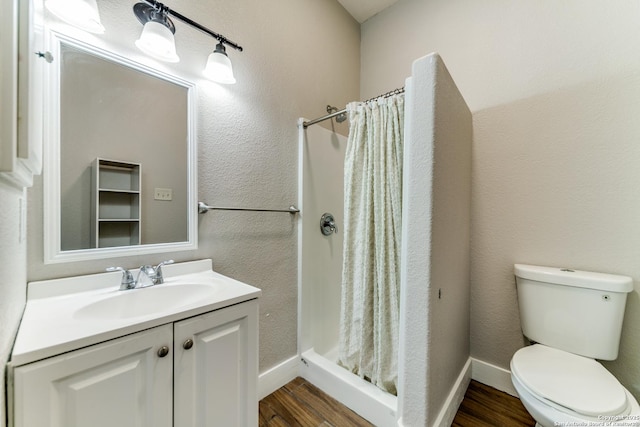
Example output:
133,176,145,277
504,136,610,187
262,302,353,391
320,212,338,236
327,105,347,124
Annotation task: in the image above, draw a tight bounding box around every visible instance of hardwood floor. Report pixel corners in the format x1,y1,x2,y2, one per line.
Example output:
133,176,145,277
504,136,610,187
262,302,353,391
452,381,535,427
259,378,536,427
259,377,374,426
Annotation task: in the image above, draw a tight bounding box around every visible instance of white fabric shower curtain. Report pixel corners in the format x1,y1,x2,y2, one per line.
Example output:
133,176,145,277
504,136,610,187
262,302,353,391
338,94,404,395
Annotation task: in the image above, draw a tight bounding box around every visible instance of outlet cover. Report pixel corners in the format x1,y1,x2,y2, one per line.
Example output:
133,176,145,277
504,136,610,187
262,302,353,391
154,188,173,201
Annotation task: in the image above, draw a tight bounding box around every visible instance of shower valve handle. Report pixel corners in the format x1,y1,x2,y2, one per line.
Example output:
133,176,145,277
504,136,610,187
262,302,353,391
320,213,338,235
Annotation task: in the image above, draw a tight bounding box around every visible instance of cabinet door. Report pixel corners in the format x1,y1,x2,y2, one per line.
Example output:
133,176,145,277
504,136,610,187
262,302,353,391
174,300,258,427
13,324,173,427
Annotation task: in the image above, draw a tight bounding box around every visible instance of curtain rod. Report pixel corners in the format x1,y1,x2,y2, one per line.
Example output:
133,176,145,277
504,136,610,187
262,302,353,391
302,86,405,129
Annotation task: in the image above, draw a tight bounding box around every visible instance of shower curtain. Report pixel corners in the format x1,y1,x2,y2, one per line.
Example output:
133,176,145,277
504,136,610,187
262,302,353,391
338,94,404,395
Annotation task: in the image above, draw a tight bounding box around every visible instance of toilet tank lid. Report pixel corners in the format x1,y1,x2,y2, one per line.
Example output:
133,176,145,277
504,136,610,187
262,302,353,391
514,264,633,293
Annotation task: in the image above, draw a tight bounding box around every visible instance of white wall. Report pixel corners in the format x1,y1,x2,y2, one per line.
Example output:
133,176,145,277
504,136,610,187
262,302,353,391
362,0,640,400
26,0,359,376
0,183,27,427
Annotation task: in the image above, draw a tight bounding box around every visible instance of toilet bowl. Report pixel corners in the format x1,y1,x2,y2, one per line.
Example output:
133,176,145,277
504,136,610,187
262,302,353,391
511,264,638,427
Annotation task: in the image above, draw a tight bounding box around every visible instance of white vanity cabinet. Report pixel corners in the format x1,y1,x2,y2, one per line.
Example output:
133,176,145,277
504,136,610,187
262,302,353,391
11,299,258,427
12,323,174,427
174,301,258,426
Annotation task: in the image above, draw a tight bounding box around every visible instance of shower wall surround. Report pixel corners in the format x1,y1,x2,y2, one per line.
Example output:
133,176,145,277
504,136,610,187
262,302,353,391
13,0,359,411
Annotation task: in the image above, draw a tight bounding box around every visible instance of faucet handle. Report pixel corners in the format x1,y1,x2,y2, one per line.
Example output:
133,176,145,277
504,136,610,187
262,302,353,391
154,260,174,284
106,267,135,290
156,260,175,269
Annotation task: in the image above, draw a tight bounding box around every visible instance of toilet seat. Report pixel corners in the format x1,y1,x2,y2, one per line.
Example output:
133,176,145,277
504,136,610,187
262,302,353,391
511,344,629,417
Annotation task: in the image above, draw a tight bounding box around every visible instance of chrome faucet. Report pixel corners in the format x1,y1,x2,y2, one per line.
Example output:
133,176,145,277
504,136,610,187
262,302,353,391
136,260,174,287
107,260,174,290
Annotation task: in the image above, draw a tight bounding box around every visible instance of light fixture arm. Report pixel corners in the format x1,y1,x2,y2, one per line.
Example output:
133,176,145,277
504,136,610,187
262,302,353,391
139,0,243,52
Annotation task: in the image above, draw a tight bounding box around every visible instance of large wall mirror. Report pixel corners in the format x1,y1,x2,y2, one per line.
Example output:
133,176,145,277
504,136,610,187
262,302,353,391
44,32,197,263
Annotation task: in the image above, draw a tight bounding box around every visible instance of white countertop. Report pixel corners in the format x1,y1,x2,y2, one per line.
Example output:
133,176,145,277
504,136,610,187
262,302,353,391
11,259,261,366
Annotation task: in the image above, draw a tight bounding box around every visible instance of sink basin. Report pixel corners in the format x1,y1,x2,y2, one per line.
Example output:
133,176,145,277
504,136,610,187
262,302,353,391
74,283,217,320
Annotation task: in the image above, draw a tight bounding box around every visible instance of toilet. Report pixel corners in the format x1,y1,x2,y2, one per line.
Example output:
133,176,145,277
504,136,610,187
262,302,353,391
511,264,640,427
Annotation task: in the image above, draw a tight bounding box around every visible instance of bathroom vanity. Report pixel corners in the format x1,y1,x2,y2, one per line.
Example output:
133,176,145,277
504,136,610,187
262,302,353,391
7,259,260,427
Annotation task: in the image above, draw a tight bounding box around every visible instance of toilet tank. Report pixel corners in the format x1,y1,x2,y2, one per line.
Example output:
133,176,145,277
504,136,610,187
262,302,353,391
514,264,633,360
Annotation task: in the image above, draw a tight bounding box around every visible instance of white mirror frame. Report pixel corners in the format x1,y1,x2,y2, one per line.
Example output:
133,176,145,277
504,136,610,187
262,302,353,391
43,31,198,264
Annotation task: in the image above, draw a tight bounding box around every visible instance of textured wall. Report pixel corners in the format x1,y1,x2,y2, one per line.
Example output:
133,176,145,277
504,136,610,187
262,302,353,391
27,0,359,374
361,0,640,400
472,75,640,396
399,54,471,425
426,55,472,425
0,183,27,427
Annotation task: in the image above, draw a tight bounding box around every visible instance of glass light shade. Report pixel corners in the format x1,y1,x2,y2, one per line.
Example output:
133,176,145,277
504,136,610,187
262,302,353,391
203,51,236,84
45,0,105,34
135,21,180,63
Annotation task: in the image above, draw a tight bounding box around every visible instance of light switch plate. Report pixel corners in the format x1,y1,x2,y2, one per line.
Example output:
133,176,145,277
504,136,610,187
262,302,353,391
154,188,173,201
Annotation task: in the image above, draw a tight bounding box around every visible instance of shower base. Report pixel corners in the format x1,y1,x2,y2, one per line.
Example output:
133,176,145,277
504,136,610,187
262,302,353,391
299,348,398,426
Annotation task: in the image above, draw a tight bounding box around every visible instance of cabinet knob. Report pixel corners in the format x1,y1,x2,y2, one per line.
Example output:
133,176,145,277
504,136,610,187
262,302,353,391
157,346,170,358
183,339,194,350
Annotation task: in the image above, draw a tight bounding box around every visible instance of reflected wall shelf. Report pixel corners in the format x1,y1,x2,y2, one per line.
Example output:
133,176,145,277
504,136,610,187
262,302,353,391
91,158,141,248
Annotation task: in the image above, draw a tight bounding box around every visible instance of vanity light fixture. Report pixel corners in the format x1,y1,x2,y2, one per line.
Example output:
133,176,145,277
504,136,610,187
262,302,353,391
133,0,243,84
134,3,179,63
45,0,105,34
203,42,236,84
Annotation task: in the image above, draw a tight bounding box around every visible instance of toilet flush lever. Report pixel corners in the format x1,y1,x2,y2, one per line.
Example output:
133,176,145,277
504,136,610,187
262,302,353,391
320,213,338,236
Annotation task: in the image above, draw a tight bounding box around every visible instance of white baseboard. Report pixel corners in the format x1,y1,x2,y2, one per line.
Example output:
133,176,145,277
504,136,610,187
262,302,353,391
258,355,300,400
471,357,517,397
432,357,472,427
